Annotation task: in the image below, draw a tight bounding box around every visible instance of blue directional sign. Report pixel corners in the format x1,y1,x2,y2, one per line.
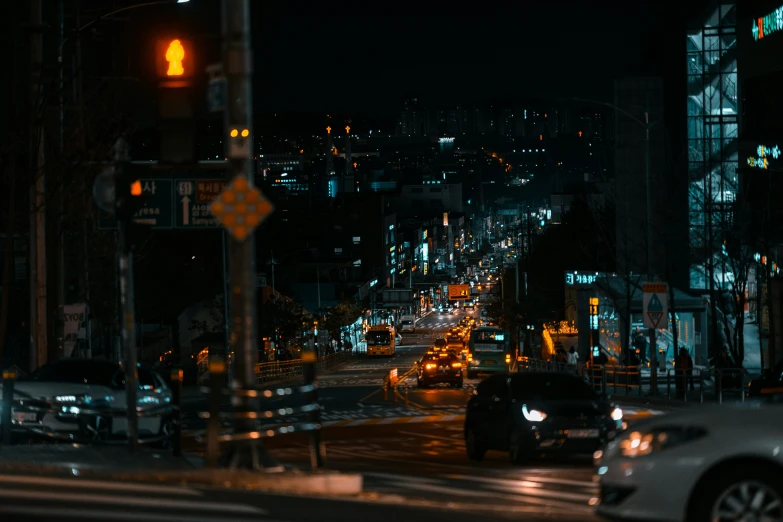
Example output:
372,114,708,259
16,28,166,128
642,283,668,329
98,179,173,230
174,179,226,229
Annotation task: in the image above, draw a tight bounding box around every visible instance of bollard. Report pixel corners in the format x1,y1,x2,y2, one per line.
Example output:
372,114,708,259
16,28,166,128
302,344,325,469
206,358,225,468
170,368,183,457
1,370,16,446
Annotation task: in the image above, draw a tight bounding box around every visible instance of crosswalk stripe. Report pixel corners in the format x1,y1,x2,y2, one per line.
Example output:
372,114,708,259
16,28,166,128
0,506,275,522
0,474,200,496
0,488,268,514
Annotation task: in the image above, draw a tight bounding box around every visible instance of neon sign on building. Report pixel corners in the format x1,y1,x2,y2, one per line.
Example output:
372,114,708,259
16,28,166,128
747,144,780,170
752,6,783,40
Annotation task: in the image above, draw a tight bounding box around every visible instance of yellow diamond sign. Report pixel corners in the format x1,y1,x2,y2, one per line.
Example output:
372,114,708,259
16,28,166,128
210,176,273,241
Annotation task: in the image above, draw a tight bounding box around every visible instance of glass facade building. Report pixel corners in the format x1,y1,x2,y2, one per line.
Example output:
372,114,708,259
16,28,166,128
687,4,738,291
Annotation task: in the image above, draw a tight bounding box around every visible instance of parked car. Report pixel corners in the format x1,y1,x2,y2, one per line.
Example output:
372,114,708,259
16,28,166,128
2,359,173,443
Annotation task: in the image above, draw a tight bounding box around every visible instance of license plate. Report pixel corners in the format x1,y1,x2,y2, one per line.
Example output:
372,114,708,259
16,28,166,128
567,429,599,439
484,360,496,365
13,412,37,423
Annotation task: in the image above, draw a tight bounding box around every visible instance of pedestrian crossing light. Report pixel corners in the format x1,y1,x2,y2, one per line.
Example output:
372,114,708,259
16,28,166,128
165,39,185,76
130,179,142,196
156,38,194,81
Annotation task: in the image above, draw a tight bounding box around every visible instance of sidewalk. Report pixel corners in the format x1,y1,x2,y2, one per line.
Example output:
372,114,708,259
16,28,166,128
0,445,362,495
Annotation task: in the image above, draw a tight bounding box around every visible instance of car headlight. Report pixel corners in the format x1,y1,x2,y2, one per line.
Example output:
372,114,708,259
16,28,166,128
611,407,623,421
54,394,91,404
618,427,707,458
522,404,547,422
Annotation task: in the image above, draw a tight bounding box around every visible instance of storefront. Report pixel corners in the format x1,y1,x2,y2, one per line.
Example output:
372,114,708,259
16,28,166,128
738,0,783,368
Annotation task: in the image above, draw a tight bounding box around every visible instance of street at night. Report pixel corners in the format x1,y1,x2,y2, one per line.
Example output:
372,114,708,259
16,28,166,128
2,2,783,522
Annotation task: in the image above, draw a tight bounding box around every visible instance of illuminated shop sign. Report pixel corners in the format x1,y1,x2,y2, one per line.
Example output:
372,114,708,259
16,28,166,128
747,144,780,170
565,272,598,285
752,6,783,40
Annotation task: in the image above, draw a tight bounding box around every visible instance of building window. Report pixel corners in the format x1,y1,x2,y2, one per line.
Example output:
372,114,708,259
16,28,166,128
334,247,343,255
352,236,361,244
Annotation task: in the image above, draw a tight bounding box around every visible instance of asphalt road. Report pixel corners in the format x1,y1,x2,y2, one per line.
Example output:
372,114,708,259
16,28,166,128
165,312,665,522
0,311,666,521
0,468,588,522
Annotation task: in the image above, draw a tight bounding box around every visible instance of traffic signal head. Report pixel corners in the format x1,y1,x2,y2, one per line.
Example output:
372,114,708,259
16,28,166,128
156,38,194,81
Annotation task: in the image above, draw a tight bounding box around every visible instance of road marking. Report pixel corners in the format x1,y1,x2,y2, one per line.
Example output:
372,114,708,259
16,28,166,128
0,488,268,514
398,430,461,442
0,506,282,522
444,473,595,489
0,474,201,496
386,481,590,513
363,472,442,484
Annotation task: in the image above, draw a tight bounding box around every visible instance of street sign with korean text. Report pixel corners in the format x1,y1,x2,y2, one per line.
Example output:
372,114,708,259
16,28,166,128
98,179,173,229
175,179,227,228
642,282,668,329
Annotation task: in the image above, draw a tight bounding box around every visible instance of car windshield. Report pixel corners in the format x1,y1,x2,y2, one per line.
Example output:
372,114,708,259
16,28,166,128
23,360,121,388
510,374,599,400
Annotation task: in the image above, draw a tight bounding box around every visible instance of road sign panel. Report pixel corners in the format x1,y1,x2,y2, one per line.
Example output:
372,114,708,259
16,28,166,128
642,282,668,329
98,179,173,229
210,176,273,241
174,179,227,229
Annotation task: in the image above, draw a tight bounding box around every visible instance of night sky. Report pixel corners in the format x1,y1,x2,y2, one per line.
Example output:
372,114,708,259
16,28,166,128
88,1,710,115
244,4,701,113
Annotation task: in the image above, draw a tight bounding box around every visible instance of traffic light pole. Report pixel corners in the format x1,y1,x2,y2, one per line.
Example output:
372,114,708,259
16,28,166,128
114,138,139,451
221,0,279,470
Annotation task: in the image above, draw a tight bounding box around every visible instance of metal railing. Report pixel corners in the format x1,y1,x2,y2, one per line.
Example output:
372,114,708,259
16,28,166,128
254,351,350,384
515,356,750,404
200,347,325,470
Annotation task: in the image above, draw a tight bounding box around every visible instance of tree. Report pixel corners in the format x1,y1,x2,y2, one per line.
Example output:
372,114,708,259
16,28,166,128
260,297,310,350
688,178,758,368
188,296,224,340
322,300,362,345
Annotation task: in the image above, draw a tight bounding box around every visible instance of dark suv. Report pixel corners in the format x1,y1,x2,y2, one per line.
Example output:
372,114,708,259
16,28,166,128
417,353,463,388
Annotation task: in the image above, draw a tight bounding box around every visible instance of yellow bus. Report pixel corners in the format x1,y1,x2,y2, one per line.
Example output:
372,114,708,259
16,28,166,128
366,324,396,357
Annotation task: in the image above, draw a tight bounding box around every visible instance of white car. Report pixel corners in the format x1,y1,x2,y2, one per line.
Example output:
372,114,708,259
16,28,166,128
2,359,173,442
595,402,783,522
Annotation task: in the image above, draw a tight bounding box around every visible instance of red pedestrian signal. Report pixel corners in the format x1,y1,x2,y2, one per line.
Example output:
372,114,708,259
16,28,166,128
130,179,142,196
156,38,194,81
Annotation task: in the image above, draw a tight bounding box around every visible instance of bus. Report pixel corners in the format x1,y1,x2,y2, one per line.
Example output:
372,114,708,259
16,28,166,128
466,326,512,378
366,324,396,357
398,315,416,333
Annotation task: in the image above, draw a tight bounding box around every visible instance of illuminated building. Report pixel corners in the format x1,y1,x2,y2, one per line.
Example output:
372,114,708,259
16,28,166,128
686,4,738,290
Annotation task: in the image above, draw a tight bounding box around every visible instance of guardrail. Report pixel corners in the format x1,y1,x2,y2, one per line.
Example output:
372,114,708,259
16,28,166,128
255,351,351,384
516,356,751,404
0,368,179,448
200,344,325,470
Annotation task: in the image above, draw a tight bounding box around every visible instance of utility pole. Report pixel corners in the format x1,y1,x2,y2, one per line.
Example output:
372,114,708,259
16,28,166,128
29,0,48,370
114,138,139,451
644,96,654,279
221,0,279,470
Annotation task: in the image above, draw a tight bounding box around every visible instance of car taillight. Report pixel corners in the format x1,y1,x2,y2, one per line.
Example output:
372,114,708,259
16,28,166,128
452,362,462,368
425,363,436,369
